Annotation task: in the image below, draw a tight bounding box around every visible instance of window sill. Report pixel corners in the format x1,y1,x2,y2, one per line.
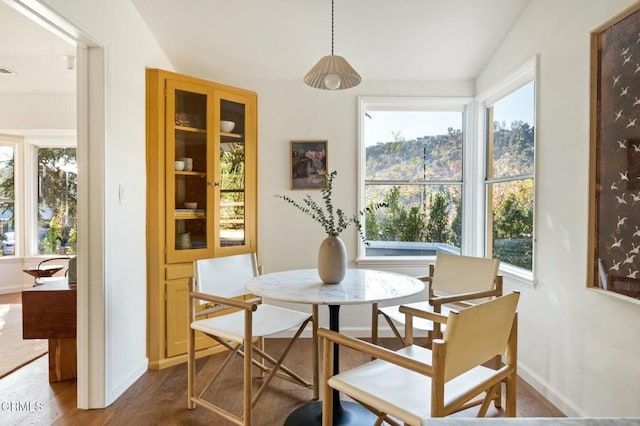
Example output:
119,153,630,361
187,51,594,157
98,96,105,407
357,256,537,288
499,263,536,288
356,256,436,268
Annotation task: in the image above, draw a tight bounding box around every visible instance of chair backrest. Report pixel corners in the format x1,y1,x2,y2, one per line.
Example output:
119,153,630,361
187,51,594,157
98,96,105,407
431,252,499,296
441,292,519,381
194,253,259,299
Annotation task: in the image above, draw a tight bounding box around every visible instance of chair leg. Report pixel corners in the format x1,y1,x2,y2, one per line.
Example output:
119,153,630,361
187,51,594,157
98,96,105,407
506,371,517,417
381,312,405,345
493,355,503,408
187,326,196,410
321,337,333,426
256,336,265,379
243,311,253,425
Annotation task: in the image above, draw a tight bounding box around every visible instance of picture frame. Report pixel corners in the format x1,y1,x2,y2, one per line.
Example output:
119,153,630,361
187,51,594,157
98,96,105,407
588,3,640,299
290,140,328,189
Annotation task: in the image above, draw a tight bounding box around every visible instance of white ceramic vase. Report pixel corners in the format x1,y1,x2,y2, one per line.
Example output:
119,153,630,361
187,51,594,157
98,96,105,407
318,235,347,284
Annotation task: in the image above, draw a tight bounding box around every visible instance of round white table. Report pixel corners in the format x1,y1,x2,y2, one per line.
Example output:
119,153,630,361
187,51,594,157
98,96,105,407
246,268,425,426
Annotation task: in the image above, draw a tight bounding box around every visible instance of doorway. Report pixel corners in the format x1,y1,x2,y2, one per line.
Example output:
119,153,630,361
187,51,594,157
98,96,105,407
0,0,105,409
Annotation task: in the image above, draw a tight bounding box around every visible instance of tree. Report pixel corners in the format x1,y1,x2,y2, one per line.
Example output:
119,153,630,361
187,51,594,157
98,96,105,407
38,148,77,254
425,192,450,243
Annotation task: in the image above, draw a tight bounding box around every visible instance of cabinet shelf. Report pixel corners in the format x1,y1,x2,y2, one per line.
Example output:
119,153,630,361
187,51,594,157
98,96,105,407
175,125,206,133
174,171,206,177
221,131,242,139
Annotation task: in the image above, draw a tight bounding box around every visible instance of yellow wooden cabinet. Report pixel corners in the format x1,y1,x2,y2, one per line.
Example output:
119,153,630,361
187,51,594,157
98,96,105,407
146,69,257,368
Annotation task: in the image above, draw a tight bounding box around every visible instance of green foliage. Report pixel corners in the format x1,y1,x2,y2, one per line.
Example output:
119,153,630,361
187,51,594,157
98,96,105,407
38,148,77,255
220,144,245,229
425,192,451,243
276,171,386,243
365,120,533,267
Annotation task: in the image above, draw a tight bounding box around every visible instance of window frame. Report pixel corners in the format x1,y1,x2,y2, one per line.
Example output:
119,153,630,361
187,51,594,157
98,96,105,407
476,57,538,286
356,96,474,267
0,132,76,259
0,135,21,258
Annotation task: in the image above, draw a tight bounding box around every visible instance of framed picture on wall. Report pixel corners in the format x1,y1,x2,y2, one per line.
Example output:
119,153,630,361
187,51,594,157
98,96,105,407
588,3,640,300
290,140,328,189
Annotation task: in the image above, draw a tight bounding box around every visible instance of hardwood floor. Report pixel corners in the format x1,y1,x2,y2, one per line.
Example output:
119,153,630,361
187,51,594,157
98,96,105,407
0,337,564,425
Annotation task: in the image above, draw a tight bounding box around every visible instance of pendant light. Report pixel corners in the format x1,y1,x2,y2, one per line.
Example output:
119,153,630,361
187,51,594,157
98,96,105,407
303,0,361,90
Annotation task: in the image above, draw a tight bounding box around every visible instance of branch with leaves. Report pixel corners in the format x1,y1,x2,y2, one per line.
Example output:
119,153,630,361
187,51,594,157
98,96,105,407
275,171,386,244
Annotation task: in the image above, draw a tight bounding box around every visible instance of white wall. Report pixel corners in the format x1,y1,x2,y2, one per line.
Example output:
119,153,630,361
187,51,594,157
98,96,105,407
19,0,640,416
36,0,173,406
0,92,75,129
475,0,640,417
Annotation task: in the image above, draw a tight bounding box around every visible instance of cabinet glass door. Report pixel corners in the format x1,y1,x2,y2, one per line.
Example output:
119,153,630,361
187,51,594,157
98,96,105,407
166,81,214,262
216,91,256,252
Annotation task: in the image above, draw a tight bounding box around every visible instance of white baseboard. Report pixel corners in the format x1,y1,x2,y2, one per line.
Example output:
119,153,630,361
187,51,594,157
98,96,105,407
516,362,582,417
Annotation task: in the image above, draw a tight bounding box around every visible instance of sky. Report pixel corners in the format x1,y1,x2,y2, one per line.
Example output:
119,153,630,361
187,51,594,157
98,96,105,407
364,82,535,146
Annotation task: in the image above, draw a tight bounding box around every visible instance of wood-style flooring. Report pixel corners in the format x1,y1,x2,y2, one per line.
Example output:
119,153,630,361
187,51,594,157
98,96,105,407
0,336,564,425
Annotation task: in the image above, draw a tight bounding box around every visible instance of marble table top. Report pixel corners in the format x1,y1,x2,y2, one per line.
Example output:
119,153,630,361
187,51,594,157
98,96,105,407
245,268,424,305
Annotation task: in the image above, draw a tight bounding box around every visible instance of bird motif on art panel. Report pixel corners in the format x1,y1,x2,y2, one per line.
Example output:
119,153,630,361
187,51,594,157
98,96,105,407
615,193,627,204
623,54,632,65
626,118,637,127
611,237,623,249
615,110,624,121
617,216,628,230
627,269,639,279
623,253,636,264
610,260,622,271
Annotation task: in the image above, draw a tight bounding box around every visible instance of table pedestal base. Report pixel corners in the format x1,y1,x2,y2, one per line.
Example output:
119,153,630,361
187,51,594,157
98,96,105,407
284,400,377,426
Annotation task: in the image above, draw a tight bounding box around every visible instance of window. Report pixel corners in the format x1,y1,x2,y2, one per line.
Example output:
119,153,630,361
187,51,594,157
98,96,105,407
358,59,537,280
37,147,77,255
482,66,536,273
359,98,471,258
0,135,76,258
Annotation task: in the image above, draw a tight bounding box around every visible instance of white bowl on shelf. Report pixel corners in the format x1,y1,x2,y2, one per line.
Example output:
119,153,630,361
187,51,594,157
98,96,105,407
174,160,185,171
176,157,193,171
220,120,235,133
184,202,198,209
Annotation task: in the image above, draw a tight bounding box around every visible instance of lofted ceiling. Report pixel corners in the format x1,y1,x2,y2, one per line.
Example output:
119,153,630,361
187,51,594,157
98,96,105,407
0,0,530,94
131,0,530,82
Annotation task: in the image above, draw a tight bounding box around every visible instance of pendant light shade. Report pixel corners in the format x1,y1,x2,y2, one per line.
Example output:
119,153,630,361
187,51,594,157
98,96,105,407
304,0,361,90
304,55,361,90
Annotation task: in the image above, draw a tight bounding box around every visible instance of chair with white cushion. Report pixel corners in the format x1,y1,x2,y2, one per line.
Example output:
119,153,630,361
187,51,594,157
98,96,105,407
372,252,502,346
187,253,316,425
320,291,520,425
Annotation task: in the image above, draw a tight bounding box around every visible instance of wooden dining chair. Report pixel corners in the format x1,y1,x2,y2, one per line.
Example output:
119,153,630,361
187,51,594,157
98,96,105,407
372,252,502,346
320,291,520,426
187,253,316,426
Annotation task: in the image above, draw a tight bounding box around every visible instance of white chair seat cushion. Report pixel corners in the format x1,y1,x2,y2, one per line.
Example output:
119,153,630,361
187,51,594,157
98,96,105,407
328,345,497,426
379,301,455,332
191,303,311,343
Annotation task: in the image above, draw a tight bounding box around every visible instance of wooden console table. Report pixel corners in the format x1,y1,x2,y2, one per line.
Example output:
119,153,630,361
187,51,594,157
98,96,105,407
22,280,77,382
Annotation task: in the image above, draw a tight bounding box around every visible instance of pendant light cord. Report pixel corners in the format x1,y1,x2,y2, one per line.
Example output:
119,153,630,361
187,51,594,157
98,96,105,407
331,0,334,55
